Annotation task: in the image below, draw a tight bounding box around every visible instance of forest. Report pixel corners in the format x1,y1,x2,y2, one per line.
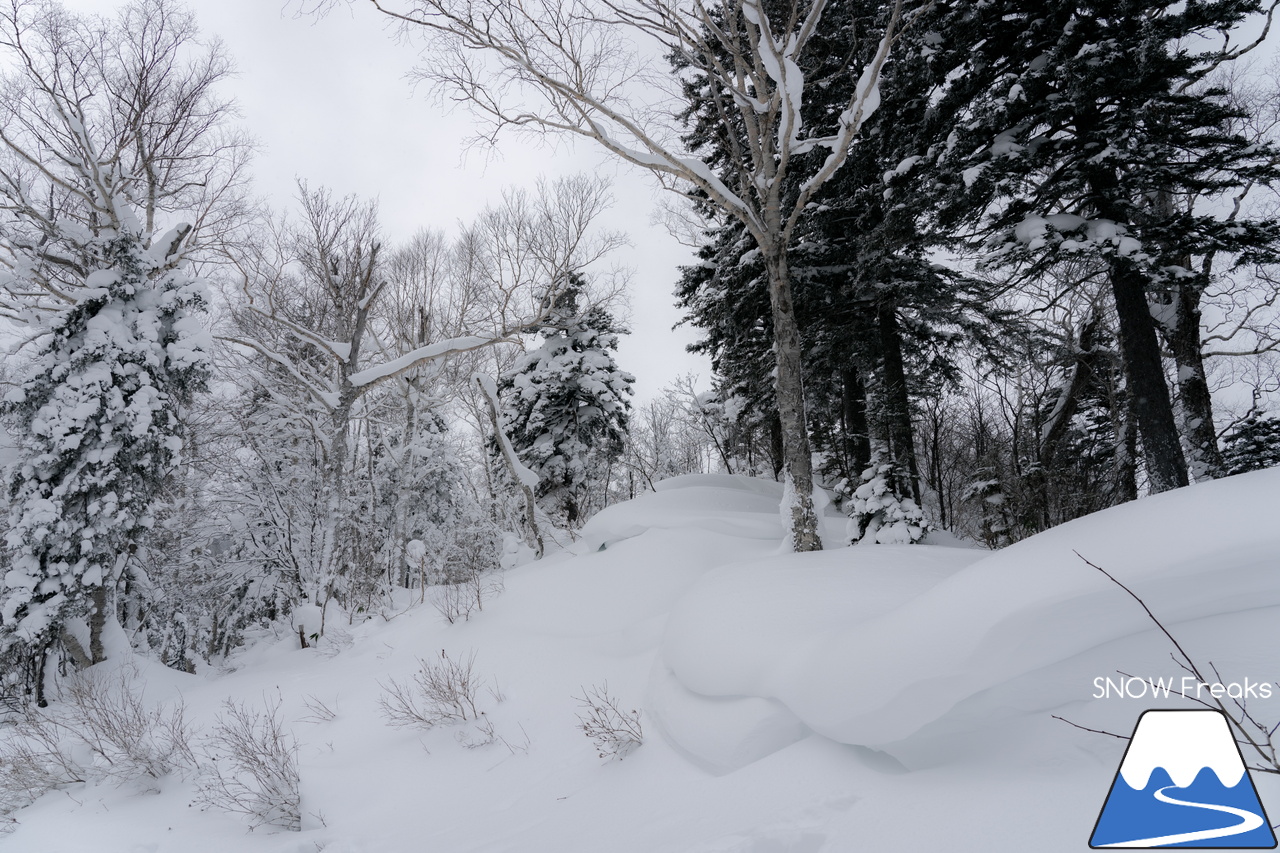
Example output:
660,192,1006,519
0,0,1278,782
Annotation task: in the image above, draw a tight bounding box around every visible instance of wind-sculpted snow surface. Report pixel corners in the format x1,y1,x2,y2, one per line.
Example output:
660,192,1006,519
9,471,1280,852
655,468,1280,754
578,474,851,553
578,475,790,550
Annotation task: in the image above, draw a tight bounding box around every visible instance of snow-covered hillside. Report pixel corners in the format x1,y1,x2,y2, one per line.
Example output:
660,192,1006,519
6,470,1280,852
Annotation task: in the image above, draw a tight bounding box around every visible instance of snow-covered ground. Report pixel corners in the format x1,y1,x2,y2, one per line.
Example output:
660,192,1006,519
7,470,1280,852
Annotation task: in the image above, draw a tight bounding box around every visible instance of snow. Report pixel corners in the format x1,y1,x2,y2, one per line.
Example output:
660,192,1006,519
584,119,754,223
476,373,541,491
348,334,493,387
8,470,1280,851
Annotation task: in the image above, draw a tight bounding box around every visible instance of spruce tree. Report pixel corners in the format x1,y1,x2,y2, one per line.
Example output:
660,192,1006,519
1,228,209,675
928,0,1280,491
1221,413,1280,475
674,0,1015,507
500,279,634,527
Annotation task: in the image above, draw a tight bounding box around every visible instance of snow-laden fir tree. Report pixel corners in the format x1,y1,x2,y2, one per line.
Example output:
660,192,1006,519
1,228,210,672
500,277,634,527
1221,413,1280,476
0,0,242,701
843,459,928,545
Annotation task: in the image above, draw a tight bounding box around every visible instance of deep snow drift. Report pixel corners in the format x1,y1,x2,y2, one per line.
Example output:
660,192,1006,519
5,470,1280,852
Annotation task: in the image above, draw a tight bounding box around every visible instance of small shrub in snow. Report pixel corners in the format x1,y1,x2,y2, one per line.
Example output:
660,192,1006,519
0,667,195,817
196,699,300,832
574,683,642,761
959,475,1012,549
842,463,928,545
297,695,338,725
291,604,324,650
429,571,505,625
379,650,486,729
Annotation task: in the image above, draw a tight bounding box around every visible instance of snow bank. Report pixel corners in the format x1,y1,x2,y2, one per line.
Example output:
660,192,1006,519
11,470,1280,852
647,664,809,775
656,468,1280,754
578,474,789,550
579,474,851,553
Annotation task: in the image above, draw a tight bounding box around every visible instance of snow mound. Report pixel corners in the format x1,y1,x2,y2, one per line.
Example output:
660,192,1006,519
12,471,1280,852
658,545,981,699
579,474,788,550
647,664,809,775
656,468,1280,753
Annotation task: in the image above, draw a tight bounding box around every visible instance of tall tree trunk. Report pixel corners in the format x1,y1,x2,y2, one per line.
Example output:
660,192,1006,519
1150,190,1224,481
88,584,108,664
1115,388,1139,503
478,375,544,559
1161,281,1225,481
768,411,784,480
876,299,922,505
841,366,872,480
1109,259,1189,493
764,251,822,552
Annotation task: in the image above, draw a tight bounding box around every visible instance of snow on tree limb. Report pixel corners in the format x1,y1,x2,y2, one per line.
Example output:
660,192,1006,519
475,373,542,491
351,335,512,388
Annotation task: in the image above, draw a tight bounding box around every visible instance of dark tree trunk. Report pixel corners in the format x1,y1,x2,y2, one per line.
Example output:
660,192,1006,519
841,366,872,480
34,643,49,707
1115,389,1140,503
768,411,784,480
1109,259,1189,493
764,251,822,552
876,299,922,504
1161,280,1225,481
1040,314,1099,469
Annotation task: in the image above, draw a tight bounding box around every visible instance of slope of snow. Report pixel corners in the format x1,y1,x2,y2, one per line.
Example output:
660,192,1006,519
5,470,1280,852
657,468,1280,753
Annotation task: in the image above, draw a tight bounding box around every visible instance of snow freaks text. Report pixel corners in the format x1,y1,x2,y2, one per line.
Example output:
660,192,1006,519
1093,677,1275,701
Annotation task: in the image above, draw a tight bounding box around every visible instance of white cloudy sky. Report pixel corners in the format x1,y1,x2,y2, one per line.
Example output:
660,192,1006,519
85,0,713,402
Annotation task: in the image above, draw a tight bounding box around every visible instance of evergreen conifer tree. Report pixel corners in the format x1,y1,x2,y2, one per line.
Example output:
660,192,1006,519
1221,413,1280,475
1,228,209,675
500,278,634,527
928,0,1280,491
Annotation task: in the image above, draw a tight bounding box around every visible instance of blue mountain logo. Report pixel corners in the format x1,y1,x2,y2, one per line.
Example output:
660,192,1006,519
1090,709,1277,848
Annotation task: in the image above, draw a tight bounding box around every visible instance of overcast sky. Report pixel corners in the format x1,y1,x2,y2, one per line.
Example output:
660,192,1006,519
73,0,714,403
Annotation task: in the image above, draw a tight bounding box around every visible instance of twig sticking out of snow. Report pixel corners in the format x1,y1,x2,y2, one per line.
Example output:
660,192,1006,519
378,650,487,729
1060,552,1280,775
195,698,301,832
574,683,643,761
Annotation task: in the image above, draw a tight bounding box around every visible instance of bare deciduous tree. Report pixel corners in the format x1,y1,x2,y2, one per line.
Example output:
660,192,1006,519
336,0,922,550
0,0,251,322
222,176,621,606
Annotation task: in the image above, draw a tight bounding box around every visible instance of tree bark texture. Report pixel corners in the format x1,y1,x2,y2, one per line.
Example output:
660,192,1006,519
765,252,822,552
1161,281,1225,481
876,299,923,504
1109,259,1189,492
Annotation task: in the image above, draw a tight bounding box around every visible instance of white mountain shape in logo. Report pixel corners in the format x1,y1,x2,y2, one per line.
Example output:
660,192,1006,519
1118,712,1246,790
